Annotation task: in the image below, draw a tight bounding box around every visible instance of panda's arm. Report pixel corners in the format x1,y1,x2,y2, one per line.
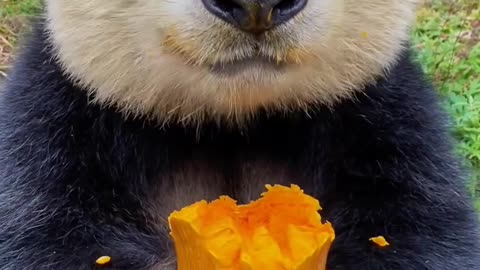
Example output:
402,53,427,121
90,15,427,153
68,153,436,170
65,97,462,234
0,44,165,270
0,97,164,270
317,56,480,269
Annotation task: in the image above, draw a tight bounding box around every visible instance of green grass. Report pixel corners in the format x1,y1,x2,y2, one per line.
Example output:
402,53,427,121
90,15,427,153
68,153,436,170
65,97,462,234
412,0,480,210
0,0,40,76
0,0,40,17
1,0,480,209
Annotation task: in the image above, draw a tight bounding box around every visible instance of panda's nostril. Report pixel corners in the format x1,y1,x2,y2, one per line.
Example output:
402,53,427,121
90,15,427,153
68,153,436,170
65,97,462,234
274,0,307,23
203,0,243,23
202,0,307,34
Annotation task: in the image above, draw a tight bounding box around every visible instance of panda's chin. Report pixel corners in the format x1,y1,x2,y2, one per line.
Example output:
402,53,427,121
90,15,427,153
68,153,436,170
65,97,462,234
208,56,287,76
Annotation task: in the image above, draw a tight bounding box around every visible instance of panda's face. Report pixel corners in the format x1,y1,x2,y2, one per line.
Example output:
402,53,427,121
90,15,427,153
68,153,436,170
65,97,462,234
46,0,419,126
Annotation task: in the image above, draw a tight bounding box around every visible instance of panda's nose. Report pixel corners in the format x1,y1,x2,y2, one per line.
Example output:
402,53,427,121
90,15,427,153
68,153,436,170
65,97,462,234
202,0,307,34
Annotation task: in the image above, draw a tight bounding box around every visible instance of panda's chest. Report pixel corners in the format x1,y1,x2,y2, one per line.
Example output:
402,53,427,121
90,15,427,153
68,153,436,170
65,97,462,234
149,155,300,226
144,139,315,269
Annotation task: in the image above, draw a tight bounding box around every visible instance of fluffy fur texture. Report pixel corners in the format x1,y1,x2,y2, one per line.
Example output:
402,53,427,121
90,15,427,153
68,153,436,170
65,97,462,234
46,0,419,126
1,0,480,269
1,22,480,269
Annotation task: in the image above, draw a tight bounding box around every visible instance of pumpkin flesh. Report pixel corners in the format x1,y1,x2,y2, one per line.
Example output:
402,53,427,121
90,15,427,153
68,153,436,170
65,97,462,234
168,184,335,270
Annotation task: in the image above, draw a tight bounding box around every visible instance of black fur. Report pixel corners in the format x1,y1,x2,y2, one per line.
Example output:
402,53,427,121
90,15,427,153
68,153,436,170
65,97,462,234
1,21,479,270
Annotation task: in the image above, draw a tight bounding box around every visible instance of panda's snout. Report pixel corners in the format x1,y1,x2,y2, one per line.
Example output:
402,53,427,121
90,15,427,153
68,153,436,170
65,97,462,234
201,0,308,34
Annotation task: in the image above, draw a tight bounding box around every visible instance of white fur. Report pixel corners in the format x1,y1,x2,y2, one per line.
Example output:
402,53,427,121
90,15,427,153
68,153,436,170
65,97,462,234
45,0,419,127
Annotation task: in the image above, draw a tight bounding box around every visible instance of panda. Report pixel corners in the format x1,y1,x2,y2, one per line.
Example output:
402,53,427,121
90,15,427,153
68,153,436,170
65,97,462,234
0,0,479,269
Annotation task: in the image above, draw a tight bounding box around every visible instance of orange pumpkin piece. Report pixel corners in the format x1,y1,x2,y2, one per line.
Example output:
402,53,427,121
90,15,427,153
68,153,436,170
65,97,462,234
95,256,111,265
168,184,335,270
369,236,390,247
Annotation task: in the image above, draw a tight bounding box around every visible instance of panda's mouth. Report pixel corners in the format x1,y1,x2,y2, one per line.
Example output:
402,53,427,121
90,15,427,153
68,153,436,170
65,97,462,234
209,56,287,76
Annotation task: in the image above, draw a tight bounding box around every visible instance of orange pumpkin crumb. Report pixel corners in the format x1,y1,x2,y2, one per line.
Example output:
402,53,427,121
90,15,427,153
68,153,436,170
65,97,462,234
369,236,390,247
95,256,111,265
168,184,335,270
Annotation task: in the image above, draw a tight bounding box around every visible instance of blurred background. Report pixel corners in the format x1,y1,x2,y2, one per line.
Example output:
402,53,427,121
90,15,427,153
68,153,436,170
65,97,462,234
1,0,479,211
